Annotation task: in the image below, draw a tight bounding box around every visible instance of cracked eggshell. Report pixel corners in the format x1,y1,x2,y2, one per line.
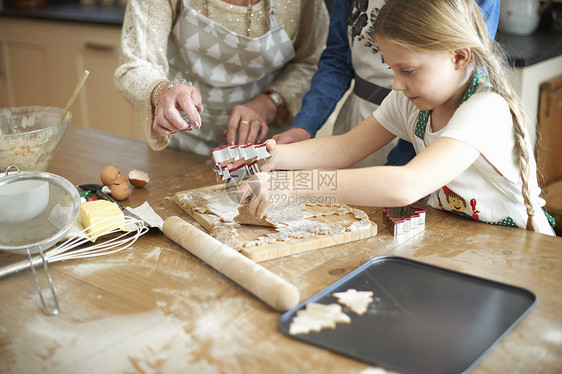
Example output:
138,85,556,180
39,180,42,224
128,169,150,188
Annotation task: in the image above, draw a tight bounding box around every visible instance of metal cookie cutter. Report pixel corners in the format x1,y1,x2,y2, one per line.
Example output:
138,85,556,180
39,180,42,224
211,143,271,184
382,205,426,236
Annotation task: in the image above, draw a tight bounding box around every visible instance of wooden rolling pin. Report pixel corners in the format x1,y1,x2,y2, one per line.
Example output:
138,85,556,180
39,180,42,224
163,216,300,311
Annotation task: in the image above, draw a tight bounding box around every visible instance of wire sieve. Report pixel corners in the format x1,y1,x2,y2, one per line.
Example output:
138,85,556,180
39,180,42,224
0,165,81,315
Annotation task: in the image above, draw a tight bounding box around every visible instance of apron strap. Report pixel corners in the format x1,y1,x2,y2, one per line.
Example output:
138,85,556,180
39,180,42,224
354,75,391,106
267,0,278,29
415,66,487,140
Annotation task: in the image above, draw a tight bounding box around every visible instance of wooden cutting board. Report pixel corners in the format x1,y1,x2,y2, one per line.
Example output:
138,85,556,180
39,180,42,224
174,184,377,262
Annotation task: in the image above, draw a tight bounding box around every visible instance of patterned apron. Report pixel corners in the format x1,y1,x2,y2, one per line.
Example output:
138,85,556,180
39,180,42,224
332,0,397,168
167,0,295,156
419,68,556,229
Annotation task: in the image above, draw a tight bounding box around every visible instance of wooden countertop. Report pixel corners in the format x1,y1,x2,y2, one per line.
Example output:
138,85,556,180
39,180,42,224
1,126,561,373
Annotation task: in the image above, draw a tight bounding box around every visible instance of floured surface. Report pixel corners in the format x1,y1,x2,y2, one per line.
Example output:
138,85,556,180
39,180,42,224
174,184,377,262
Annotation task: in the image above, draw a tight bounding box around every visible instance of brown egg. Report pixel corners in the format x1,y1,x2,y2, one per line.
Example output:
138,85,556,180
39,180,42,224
109,179,131,200
128,169,150,188
114,172,128,184
100,165,120,186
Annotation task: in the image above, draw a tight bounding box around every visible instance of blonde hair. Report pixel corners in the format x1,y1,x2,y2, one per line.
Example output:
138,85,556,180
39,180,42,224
372,0,541,232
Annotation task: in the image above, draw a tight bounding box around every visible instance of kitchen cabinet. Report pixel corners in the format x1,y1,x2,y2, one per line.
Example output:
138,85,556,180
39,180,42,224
0,17,143,140
536,74,562,235
537,74,562,187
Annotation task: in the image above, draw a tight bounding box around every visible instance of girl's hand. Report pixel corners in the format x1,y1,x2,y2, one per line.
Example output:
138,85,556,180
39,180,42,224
260,138,279,172
153,83,204,136
224,94,278,145
238,172,281,219
242,140,280,214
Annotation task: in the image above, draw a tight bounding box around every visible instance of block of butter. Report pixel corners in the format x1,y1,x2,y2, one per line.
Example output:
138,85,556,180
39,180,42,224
80,200,126,241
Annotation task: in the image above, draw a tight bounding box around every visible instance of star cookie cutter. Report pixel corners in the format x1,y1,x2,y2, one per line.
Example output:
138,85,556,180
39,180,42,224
382,205,426,236
211,144,270,184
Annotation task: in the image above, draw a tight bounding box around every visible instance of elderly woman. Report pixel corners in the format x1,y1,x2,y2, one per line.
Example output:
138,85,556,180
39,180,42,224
115,0,329,156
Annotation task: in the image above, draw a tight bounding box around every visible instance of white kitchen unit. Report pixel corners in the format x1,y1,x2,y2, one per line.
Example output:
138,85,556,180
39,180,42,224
509,55,562,128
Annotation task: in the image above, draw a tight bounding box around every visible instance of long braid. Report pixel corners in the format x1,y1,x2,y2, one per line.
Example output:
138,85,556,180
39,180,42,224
469,3,541,231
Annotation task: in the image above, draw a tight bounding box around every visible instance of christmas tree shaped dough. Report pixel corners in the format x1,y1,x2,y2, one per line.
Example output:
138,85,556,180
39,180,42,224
289,303,351,335
333,289,374,315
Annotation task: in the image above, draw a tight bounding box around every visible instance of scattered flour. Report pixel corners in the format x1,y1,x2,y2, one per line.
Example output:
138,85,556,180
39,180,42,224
6,295,286,374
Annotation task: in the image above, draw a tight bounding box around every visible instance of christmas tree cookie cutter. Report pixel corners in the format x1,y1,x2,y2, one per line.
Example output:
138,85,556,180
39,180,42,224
382,205,426,236
211,144,271,184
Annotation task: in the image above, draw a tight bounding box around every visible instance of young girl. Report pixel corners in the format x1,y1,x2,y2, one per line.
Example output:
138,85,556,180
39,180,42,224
241,0,555,236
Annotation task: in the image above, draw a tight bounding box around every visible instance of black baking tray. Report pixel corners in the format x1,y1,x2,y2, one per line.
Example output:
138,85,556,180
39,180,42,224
279,256,536,374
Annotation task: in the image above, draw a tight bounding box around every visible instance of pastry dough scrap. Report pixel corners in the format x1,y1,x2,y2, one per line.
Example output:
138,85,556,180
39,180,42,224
176,189,240,221
289,303,351,335
333,289,374,315
234,204,276,227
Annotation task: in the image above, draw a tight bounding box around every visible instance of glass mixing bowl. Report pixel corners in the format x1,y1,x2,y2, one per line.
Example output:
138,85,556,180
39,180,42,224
0,106,71,172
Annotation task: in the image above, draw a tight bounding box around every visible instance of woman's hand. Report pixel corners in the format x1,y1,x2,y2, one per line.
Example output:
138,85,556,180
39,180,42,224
153,83,204,136
224,94,278,145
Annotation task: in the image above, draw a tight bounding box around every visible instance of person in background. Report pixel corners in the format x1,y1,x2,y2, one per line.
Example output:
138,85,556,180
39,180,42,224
273,0,500,168
243,0,555,236
115,0,329,156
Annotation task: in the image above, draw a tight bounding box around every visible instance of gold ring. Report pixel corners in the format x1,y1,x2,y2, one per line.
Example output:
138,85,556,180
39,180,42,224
240,120,250,125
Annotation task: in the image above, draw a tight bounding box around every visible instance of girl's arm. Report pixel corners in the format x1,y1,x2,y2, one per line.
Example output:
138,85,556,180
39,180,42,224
268,115,397,171
249,133,481,218
330,137,481,206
